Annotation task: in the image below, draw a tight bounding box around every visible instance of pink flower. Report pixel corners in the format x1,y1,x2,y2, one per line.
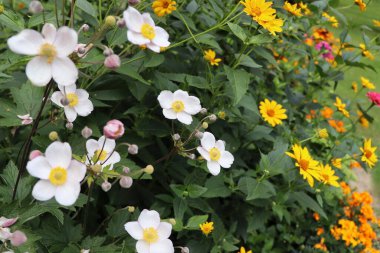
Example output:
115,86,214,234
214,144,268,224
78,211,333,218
103,119,124,139
104,54,121,69
367,92,380,106
9,230,27,246
29,150,42,160
315,41,334,61
0,217,18,228
17,114,33,125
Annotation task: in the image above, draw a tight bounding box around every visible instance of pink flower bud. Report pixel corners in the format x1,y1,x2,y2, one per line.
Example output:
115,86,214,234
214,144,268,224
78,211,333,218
0,227,12,241
10,230,27,246
119,176,133,188
117,19,126,28
0,217,18,227
29,150,42,160
29,0,43,14
101,181,112,192
81,126,93,139
123,167,130,174
103,119,124,139
104,54,121,70
367,92,380,106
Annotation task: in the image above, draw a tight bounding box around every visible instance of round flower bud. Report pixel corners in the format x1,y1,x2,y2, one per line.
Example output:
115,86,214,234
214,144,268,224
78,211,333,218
200,108,207,115
66,122,73,130
29,150,42,160
104,16,116,27
81,24,90,32
127,206,135,213
81,126,93,139
29,0,43,14
143,165,154,175
123,167,130,174
101,181,112,192
48,131,59,141
103,119,125,139
128,0,140,5
181,247,190,253
194,130,203,139
77,46,86,55
188,154,196,160
202,122,208,129
119,176,133,188
91,164,102,173
209,114,217,122
103,47,113,56
10,230,27,246
104,54,121,70
117,19,126,28
128,144,139,155
168,218,176,225
173,133,180,141
218,111,226,119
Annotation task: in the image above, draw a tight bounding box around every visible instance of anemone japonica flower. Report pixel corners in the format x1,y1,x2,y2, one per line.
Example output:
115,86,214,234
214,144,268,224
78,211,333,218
7,23,78,86
157,90,201,125
86,136,121,170
51,84,93,123
123,7,170,53
26,142,86,206
124,209,174,253
197,132,234,175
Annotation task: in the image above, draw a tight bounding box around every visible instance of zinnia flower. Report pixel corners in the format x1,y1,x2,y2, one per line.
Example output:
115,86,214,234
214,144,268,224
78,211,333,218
197,132,234,175
367,91,380,106
7,23,78,86
123,7,170,53
51,84,94,123
360,139,378,168
26,142,86,206
86,136,121,170
259,99,287,127
152,0,176,17
204,49,222,66
157,89,201,125
124,209,174,253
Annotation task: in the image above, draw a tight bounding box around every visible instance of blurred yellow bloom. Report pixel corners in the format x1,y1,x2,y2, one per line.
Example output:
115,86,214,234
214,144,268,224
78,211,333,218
314,237,328,251
259,99,287,127
317,128,329,139
359,43,374,60
357,110,370,128
260,18,284,35
204,49,222,66
319,164,339,187
334,97,350,118
352,82,358,93
355,0,366,11
200,222,214,236
238,246,252,253
298,2,311,15
284,1,302,16
373,20,380,27
360,76,376,89
360,139,378,168
332,158,342,169
322,12,339,28
152,0,176,17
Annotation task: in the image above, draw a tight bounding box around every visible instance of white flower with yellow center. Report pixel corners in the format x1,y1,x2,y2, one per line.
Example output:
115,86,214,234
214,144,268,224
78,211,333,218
26,142,86,206
124,209,174,253
123,7,170,53
7,23,78,86
51,84,94,123
197,132,234,175
157,90,201,125
86,136,121,170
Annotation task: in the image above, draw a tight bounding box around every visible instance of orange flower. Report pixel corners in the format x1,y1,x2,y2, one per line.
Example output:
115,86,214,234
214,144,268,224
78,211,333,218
321,107,334,119
306,109,317,120
316,227,325,236
313,212,320,221
349,192,373,207
313,28,333,42
328,119,346,133
340,182,351,195
350,160,362,170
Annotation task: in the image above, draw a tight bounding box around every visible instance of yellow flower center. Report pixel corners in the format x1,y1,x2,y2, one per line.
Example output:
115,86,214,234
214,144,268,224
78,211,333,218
49,167,68,186
94,149,108,162
39,43,57,64
171,100,185,112
299,159,309,170
66,93,79,107
322,174,329,181
143,227,159,243
209,147,221,161
267,109,275,117
141,24,156,40
365,150,372,159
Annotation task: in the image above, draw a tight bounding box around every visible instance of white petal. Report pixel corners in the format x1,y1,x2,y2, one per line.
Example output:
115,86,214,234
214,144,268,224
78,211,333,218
207,161,221,175
51,91,64,107
150,239,174,253
136,240,150,253
74,99,93,117
67,160,86,182
60,84,76,94
26,56,52,86
123,7,143,33
157,90,174,109
142,13,155,26
177,112,192,125
64,106,77,122
76,89,89,100
138,209,161,229
53,26,78,57
124,221,143,240
184,96,201,115
42,23,57,43
102,151,121,169
163,109,177,119
215,140,225,152
55,181,80,206
26,156,52,179
52,57,78,86
197,147,210,161
127,30,150,45
201,132,216,150
173,90,189,101
219,151,234,168
7,29,43,55
86,139,99,156
146,43,161,53
152,27,170,48
98,136,116,153
157,222,172,239
45,142,72,169
32,180,56,201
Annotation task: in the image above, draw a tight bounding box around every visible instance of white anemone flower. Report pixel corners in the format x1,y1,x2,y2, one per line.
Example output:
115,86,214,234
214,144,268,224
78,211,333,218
124,209,174,253
26,142,86,206
7,23,78,86
157,90,201,125
51,84,94,123
123,7,170,53
197,132,234,175
86,136,121,170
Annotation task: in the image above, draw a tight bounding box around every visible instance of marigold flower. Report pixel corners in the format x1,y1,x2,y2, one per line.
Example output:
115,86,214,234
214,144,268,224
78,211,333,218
313,212,320,221
199,221,214,236
283,1,302,16
152,0,176,17
204,49,222,66
321,107,334,119
328,119,346,133
319,164,339,187
349,192,373,207
340,182,351,195
360,139,378,168
314,237,327,252
316,227,324,236
259,99,287,127
361,77,376,90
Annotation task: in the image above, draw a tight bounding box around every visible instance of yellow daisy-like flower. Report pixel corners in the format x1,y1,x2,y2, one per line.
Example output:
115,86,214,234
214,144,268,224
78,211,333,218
352,82,358,93
373,20,380,27
240,0,276,23
298,2,312,15
152,0,176,17
259,99,287,127
199,221,214,236
283,1,303,17
331,158,342,169
286,144,321,187
334,97,350,118
355,0,366,11
260,18,284,35
238,246,252,253
322,12,339,28
204,49,222,66
359,43,375,60
357,110,370,128
319,164,339,187
317,128,329,139
360,76,376,90
360,139,378,168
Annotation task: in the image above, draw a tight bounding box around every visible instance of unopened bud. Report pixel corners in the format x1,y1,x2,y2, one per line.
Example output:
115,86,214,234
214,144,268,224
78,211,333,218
181,247,190,253
66,122,73,130
127,206,135,212
81,126,93,139
173,133,180,141
103,119,124,139
200,108,207,115
48,131,59,141
80,250,90,253
91,164,102,173
10,230,27,246
202,122,208,129
77,46,86,54
188,154,196,160
143,165,154,175
103,47,114,56
104,54,121,70
194,130,203,139
29,150,42,160
117,19,126,28
128,144,139,155
128,0,140,5
168,218,176,225
101,181,112,192
123,167,131,174
218,111,226,119
81,24,90,32
209,114,217,122
119,176,133,188
29,0,43,14
104,16,116,27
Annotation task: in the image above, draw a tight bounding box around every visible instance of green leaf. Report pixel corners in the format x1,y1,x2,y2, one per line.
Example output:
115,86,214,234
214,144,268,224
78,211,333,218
76,0,97,18
235,54,262,68
0,10,25,31
291,192,328,219
227,22,247,42
187,184,208,198
173,197,187,221
186,215,208,229
203,176,231,198
19,204,64,224
238,177,276,200
116,63,150,85
248,34,274,45
143,53,165,68
224,65,250,105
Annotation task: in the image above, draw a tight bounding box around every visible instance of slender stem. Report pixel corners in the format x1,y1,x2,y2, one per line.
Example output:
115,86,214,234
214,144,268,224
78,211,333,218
69,0,76,28
62,0,66,26
83,181,94,232
54,0,60,27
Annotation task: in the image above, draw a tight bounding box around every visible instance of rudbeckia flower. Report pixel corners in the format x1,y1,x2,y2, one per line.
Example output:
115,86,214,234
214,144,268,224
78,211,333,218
197,132,234,175
51,84,94,123
86,136,121,170
26,142,86,206
157,90,201,125
124,209,174,253
360,139,378,168
7,23,78,86
259,99,287,126
123,7,170,53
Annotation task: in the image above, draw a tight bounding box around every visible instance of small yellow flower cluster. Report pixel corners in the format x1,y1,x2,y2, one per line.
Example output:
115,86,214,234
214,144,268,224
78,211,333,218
322,12,339,28
360,76,376,89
